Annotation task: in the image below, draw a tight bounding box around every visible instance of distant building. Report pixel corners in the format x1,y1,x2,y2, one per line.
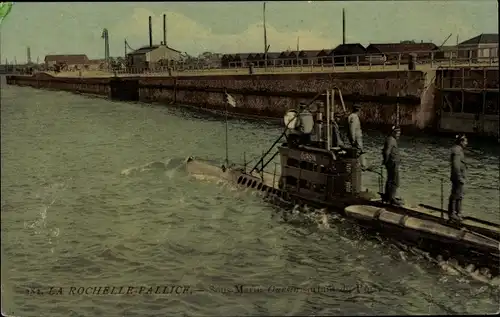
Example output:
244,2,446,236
201,53,223,68
457,33,498,60
230,53,253,67
331,43,366,65
435,45,459,60
251,52,281,67
298,50,322,65
246,53,260,66
127,45,182,69
221,54,235,68
317,49,334,64
277,51,295,66
366,42,438,62
44,54,89,70
88,59,106,70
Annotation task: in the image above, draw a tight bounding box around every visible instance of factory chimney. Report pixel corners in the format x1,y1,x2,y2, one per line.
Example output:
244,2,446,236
342,8,346,45
27,46,31,64
163,14,167,46
148,16,153,47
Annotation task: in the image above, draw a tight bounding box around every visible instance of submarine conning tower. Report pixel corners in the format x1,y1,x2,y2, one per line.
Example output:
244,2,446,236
277,88,363,202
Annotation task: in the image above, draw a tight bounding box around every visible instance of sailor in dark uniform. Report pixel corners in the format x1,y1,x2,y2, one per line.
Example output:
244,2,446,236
332,112,346,148
448,134,468,222
382,126,402,206
347,104,366,169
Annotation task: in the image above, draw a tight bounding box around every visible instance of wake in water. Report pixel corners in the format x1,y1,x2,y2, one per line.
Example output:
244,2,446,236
282,202,500,287
195,177,500,287
24,181,68,253
120,157,189,178
120,157,500,287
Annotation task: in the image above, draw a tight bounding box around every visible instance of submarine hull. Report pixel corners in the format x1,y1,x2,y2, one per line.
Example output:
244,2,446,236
344,205,499,275
184,158,500,275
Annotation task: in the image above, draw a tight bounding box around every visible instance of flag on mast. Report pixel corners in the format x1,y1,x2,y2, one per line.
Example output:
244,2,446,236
225,92,236,108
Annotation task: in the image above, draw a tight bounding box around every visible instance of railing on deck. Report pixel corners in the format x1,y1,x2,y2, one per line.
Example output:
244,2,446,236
126,46,499,76
11,46,500,78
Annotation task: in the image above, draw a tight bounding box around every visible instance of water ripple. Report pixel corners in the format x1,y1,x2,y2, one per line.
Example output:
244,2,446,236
1,83,499,317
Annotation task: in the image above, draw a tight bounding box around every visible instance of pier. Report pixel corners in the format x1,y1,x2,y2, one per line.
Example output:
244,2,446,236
5,50,499,139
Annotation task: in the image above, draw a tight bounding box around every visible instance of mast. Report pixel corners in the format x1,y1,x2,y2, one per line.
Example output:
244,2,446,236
163,14,167,46
223,92,236,166
225,102,229,166
326,90,331,151
263,2,268,70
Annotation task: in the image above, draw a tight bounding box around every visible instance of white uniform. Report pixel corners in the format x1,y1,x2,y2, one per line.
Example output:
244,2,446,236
347,111,366,168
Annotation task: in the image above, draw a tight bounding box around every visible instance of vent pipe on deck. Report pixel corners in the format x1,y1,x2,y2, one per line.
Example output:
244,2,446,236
163,14,167,46
149,16,153,47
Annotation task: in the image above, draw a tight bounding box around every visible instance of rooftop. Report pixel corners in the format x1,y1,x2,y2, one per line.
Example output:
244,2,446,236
128,45,182,55
44,54,89,64
367,42,438,53
459,33,499,45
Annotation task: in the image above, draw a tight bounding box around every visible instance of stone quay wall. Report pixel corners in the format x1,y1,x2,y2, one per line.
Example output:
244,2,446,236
6,70,434,131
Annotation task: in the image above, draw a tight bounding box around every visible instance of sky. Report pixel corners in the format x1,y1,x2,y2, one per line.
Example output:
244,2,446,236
0,1,498,63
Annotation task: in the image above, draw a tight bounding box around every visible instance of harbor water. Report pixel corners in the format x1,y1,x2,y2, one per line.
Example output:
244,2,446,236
1,81,499,316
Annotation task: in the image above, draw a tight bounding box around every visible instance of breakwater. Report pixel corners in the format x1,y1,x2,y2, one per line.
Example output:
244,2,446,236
7,70,436,132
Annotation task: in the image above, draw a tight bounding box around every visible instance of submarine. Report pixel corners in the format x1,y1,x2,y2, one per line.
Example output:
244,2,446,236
184,88,500,276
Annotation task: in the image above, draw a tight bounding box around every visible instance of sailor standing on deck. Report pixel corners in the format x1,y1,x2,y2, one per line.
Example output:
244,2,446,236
448,134,468,222
332,112,346,148
382,126,402,206
347,104,366,169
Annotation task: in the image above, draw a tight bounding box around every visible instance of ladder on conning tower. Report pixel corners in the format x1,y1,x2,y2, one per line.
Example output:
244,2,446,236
323,87,347,151
248,88,348,178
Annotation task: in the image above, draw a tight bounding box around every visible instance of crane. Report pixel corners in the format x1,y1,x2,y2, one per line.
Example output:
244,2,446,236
439,33,453,49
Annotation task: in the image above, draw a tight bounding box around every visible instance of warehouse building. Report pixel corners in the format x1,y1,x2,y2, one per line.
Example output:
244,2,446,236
457,33,498,61
127,45,183,70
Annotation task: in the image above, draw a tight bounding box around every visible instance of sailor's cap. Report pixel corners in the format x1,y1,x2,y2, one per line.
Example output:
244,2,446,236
455,134,466,141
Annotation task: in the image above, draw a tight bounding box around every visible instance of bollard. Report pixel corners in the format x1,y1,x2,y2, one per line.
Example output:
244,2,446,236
408,53,416,71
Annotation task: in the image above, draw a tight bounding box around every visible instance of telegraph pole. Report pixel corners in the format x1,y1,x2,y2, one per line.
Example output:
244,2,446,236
342,8,346,45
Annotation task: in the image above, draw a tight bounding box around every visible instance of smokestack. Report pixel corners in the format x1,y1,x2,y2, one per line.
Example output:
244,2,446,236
148,16,153,47
342,8,346,45
163,14,167,46
27,46,31,64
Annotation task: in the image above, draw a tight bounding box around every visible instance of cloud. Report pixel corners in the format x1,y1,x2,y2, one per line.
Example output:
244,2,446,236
111,8,338,55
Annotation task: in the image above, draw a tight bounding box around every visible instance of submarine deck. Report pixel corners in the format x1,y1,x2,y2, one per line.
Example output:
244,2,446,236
242,167,500,240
